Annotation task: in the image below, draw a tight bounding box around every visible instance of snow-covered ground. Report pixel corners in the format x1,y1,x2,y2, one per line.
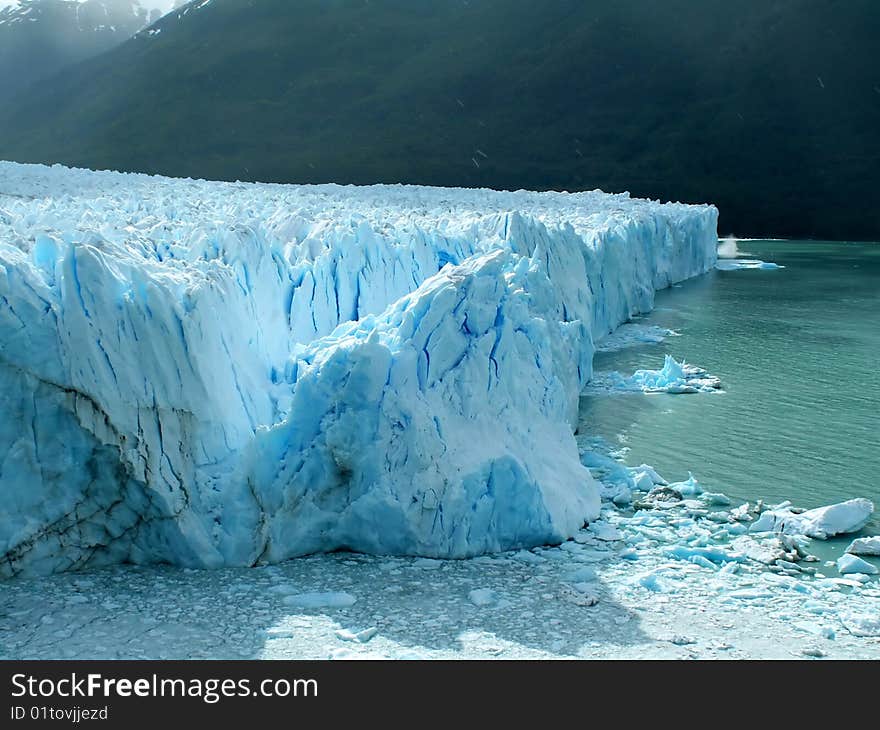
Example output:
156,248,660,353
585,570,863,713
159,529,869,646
0,161,717,575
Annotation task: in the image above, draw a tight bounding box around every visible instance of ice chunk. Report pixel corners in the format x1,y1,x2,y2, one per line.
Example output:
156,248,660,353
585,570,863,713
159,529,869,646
589,523,623,542
559,585,599,606
840,613,880,637
846,537,880,556
731,536,789,565
702,492,731,506
468,588,498,607
793,621,836,640
283,592,357,609
688,555,718,570
669,473,703,497
715,259,783,271
750,499,874,539
595,323,679,353
837,554,878,575
630,464,668,488
335,627,378,643
633,485,684,510
636,571,668,593
629,471,654,492
718,561,740,576
589,356,722,394
665,545,743,564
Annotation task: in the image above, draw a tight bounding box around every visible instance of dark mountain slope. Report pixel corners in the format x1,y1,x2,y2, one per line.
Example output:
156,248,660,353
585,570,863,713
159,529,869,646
1,0,878,239
0,0,154,99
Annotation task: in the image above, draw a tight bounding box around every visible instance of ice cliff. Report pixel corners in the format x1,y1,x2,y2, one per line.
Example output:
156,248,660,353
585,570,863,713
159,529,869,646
0,162,718,576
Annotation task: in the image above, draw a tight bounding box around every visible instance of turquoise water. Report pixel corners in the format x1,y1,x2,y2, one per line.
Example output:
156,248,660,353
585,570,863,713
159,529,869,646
579,240,879,558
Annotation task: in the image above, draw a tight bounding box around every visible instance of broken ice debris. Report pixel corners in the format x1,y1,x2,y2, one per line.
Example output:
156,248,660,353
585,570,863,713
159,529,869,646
468,588,499,607
669,473,702,496
595,323,680,353
846,536,880,556
633,485,684,510
715,259,783,271
559,585,599,606
702,492,732,506
635,572,668,593
840,613,880,637
335,627,379,644
837,554,879,576
282,592,358,609
749,498,874,539
588,355,722,394
666,545,743,565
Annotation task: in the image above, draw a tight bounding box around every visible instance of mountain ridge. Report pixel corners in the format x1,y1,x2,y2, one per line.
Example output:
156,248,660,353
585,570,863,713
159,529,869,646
0,0,158,98
1,0,878,240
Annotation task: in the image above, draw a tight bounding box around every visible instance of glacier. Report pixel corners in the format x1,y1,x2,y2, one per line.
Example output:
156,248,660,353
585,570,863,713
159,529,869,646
0,162,718,576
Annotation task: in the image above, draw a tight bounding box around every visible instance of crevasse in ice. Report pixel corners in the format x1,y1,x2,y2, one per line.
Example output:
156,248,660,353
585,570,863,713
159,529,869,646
0,162,718,575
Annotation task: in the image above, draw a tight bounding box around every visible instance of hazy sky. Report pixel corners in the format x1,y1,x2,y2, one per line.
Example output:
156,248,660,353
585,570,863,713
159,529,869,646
0,1,178,11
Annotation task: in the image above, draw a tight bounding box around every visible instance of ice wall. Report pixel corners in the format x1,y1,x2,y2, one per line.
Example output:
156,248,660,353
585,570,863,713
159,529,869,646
0,162,718,575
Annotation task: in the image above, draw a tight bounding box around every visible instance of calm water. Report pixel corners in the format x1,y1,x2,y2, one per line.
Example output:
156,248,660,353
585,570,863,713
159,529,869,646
580,241,879,539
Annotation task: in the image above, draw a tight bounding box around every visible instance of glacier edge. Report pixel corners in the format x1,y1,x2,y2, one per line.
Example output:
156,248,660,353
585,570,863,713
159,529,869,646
0,162,718,576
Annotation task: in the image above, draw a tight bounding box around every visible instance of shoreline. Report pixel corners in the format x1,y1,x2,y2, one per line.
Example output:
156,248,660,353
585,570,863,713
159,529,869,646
2,522,877,660
2,435,877,660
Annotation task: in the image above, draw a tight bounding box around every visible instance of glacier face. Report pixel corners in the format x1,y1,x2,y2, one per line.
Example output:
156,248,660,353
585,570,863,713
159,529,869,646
0,162,718,576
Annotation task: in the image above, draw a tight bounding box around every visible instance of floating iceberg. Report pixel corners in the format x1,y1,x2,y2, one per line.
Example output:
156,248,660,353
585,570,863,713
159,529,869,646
594,323,679,353
669,473,703,496
846,536,880,556
0,162,718,575
588,355,722,394
715,259,783,271
750,499,875,539
837,554,878,576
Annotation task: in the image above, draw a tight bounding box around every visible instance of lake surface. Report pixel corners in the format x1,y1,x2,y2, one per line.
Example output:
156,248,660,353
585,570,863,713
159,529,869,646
579,240,879,546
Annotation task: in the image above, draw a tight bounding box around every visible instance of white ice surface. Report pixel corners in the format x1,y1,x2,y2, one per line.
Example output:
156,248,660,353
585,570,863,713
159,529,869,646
837,554,879,576
0,162,718,575
847,537,880,556
750,499,875,539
